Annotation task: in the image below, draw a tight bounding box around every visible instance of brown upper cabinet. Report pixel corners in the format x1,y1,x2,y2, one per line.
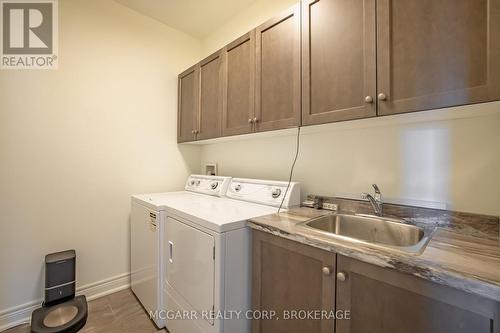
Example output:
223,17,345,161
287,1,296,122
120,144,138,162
177,64,199,143
177,51,224,143
255,5,301,132
178,6,300,143
376,0,500,116
222,32,255,136
198,51,224,140
302,0,377,125
178,0,500,142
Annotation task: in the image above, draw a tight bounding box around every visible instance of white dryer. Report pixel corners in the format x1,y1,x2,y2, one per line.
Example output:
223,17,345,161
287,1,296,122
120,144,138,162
164,177,300,333
130,175,231,328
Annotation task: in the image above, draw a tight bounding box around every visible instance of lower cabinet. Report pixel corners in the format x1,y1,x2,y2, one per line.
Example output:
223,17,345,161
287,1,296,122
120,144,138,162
336,255,500,333
252,230,336,333
252,231,500,333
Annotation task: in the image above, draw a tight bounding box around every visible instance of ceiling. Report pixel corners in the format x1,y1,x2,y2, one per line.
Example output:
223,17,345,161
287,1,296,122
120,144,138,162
113,0,256,39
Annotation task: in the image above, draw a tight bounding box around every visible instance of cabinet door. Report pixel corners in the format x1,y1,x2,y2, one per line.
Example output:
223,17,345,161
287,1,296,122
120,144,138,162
222,32,255,136
255,5,301,132
377,0,500,116
177,65,199,143
302,0,376,125
252,230,335,333
198,51,224,140
336,255,500,333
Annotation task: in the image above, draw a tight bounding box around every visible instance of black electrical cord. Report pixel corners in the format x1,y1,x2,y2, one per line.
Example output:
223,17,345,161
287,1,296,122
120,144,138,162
278,126,301,214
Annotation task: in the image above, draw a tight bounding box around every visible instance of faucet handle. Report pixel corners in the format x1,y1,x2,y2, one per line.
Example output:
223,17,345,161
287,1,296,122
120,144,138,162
360,192,369,200
313,196,324,209
372,184,382,203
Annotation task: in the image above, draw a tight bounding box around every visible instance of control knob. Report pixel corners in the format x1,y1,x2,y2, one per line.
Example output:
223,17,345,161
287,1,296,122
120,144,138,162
234,184,242,192
271,188,282,198
210,182,218,190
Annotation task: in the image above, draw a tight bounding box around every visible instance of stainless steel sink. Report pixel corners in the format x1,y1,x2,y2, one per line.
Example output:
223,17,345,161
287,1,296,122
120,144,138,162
298,213,433,254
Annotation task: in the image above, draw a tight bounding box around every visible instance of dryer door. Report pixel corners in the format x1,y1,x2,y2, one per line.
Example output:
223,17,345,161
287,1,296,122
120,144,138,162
166,217,215,322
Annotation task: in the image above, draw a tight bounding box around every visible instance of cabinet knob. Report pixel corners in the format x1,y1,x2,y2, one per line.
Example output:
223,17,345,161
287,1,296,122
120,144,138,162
322,266,332,276
336,272,347,281
248,118,253,123
253,117,258,123
377,93,387,101
365,95,374,103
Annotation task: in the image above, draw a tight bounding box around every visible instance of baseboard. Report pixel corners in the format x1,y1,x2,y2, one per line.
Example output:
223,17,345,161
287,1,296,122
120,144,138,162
76,272,131,302
0,272,130,332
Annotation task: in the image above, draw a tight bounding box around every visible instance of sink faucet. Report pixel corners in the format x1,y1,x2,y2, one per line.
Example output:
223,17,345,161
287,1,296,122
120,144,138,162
313,196,324,209
361,184,383,216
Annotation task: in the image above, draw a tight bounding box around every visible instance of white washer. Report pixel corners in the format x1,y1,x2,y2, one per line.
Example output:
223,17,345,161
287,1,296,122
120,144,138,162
164,177,300,333
130,175,231,328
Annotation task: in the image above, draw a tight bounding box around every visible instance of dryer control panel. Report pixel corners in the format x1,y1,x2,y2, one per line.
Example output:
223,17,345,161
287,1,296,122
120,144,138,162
226,178,300,208
185,175,231,197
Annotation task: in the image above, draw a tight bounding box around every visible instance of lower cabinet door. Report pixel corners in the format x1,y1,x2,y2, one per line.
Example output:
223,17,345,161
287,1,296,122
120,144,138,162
336,255,500,333
252,230,336,333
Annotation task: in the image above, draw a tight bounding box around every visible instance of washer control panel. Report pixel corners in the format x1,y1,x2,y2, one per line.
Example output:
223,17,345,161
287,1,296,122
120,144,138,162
226,178,300,208
185,175,231,197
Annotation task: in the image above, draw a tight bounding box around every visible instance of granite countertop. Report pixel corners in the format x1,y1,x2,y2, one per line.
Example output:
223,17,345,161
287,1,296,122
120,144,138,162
248,207,500,302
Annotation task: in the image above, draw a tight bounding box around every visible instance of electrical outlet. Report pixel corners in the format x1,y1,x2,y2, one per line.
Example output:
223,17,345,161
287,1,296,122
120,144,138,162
322,203,338,211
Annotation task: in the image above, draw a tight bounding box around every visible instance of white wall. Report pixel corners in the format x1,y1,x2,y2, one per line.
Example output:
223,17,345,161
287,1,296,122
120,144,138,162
198,0,500,217
0,0,202,315
200,106,500,216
